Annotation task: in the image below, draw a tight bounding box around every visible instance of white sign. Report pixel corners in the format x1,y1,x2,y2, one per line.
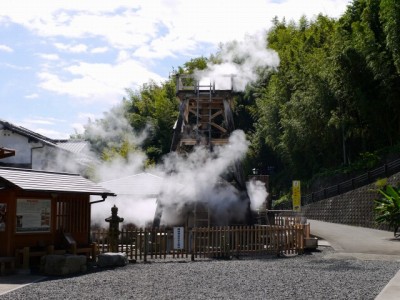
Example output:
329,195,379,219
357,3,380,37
173,227,184,250
16,199,51,232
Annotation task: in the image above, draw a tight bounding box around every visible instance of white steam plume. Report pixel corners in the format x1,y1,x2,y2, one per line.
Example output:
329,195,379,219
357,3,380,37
87,103,151,227
155,130,250,226
246,179,268,211
195,32,280,91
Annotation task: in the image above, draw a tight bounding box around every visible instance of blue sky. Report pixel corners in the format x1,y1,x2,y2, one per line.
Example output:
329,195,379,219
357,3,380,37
0,0,349,139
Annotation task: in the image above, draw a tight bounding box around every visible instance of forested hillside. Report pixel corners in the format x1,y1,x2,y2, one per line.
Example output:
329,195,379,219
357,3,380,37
81,0,400,194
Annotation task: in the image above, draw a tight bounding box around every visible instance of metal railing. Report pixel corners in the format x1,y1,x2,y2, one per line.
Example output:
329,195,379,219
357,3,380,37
302,159,400,205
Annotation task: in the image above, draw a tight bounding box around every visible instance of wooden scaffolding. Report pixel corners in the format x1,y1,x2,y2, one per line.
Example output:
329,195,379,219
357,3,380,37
154,74,251,228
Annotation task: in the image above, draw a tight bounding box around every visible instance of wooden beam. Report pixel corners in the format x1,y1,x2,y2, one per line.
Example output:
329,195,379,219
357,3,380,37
210,122,227,133
0,148,16,159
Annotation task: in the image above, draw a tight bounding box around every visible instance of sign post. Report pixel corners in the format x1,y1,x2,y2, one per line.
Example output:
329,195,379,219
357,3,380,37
173,227,184,250
292,180,301,212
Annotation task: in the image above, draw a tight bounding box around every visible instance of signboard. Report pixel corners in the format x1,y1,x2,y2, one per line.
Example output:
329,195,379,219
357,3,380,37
292,180,301,212
173,227,184,250
16,199,51,232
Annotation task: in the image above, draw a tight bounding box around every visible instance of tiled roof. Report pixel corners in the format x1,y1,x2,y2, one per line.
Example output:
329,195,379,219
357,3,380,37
0,167,115,196
56,140,91,154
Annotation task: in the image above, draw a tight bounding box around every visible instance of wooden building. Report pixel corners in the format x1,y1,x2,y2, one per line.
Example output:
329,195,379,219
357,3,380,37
0,167,115,262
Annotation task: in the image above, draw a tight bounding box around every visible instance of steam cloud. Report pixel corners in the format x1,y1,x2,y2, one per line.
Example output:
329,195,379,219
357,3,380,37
155,130,250,226
195,32,280,91
90,33,277,227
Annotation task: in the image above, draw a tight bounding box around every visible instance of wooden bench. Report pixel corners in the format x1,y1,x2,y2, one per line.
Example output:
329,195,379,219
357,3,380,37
0,257,15,275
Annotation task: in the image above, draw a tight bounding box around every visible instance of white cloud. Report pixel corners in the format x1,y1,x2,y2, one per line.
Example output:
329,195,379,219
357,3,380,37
35,128,69,139
38,59,165,103
1,63,30,71
0,44,13,52
54,42,87,53
39,53,60,60
25,93,39,99
24,118,55,125
0,1,349,55
91,47,108,54
0,0,350,138
17,117,69,139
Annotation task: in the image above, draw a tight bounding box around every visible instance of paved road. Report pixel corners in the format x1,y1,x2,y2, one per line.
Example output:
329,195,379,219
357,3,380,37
309,219,400,300
309,219,400,256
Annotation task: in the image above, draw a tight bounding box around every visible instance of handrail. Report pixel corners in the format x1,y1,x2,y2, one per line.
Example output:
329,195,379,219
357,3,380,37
302,158,400,205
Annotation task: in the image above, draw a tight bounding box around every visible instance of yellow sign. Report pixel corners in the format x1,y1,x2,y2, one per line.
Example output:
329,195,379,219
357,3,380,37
292,180,301,212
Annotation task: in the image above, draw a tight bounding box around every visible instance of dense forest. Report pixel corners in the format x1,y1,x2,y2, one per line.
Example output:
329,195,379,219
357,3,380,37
81,0,400,195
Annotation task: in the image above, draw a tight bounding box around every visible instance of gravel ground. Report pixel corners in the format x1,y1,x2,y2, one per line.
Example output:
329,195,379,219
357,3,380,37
1,247,400,300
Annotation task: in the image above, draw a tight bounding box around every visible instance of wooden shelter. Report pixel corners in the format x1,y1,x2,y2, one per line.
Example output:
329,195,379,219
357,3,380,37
0,167,115,266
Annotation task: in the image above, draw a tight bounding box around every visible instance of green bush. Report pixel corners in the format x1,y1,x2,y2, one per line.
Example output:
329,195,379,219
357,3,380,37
374,184,400,237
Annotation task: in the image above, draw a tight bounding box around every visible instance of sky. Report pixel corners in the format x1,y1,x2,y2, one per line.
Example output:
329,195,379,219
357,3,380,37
0,0,350,139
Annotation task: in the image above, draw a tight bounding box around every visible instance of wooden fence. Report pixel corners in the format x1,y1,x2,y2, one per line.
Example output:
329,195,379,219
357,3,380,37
91,224,308,262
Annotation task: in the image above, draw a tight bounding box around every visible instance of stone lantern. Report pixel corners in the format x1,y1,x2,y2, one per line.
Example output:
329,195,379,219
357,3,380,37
105,205,124,252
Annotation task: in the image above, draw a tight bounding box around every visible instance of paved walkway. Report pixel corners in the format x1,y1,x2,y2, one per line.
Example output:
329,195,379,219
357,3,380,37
309,219,400,299
0,274,45,296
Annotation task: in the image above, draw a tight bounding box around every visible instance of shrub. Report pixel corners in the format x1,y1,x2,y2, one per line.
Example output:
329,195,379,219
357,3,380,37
374,184,400,237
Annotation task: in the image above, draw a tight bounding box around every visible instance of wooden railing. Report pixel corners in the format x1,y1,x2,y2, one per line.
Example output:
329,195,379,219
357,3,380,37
91,224,308,262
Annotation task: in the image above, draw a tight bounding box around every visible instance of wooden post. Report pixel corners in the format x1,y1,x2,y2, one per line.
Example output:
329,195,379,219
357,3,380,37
144,229,148,262
22,247,30,270
191,228,196,261
91,243,97,261
47,245,54,255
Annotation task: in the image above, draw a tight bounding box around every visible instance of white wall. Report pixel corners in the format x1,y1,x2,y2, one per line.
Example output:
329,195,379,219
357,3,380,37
0,128,44,165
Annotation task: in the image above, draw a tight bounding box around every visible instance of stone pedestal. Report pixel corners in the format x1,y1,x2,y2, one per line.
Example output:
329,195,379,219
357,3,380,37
40,254,87,276
305,237,318,250
97,252,128,268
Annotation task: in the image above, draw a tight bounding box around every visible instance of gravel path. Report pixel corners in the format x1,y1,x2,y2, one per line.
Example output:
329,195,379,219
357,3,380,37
1,248,399,300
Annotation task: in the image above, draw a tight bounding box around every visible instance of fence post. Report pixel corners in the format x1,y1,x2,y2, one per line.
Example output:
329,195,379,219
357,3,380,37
144,228,147,262
191,228,196,261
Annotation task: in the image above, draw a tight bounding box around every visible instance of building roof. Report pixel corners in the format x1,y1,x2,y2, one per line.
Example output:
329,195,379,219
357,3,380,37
56,140,91,154
0,119,57,147
0,167,115,196
55,140,98,167
99,172,163,198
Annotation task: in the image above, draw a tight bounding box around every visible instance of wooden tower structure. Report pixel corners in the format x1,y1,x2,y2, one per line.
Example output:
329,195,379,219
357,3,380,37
153,74,251,228
170,74,235,152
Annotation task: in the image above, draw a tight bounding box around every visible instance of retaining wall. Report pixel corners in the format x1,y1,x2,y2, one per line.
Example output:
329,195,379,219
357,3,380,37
302,172,400,231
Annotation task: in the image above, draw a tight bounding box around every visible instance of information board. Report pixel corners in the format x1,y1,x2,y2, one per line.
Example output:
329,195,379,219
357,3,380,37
16,199,51,232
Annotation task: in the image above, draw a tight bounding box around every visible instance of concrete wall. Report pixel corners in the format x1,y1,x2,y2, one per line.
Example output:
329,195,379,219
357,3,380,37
302,172,400,231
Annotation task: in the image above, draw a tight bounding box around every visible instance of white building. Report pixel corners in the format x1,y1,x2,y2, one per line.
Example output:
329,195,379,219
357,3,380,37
0,119,95,174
